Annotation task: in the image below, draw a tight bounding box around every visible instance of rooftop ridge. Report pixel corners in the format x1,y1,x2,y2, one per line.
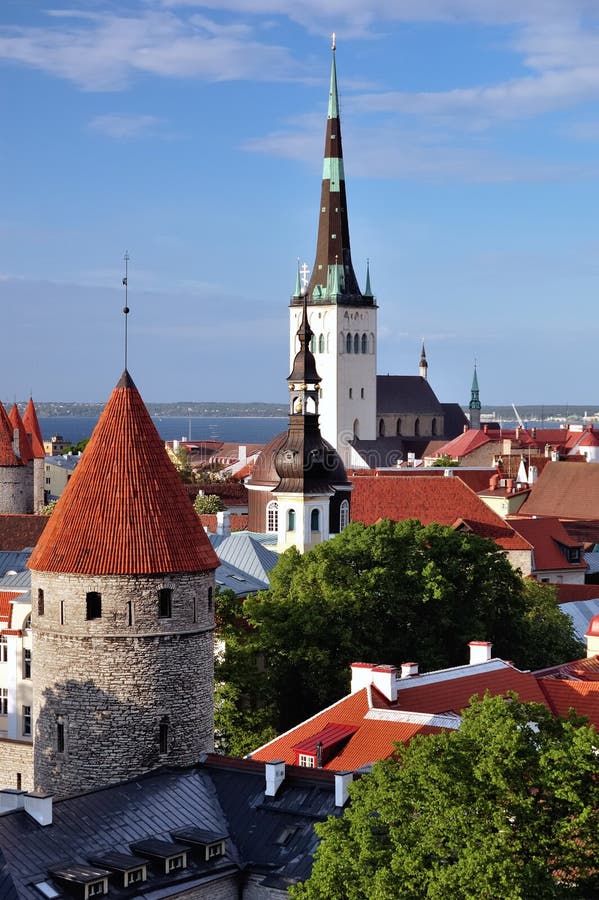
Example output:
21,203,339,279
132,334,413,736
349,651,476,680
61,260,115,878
365,708,461,729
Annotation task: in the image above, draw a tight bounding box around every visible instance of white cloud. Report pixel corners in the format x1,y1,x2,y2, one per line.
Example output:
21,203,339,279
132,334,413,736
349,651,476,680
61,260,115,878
88,113,168,138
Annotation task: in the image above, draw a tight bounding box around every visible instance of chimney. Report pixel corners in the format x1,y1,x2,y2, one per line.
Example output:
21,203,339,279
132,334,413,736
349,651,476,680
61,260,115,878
463,424,468,434
350,662,375,694
216,510,231,537
24,792,53,826
443,467,454,477
12,428,20,459
316,740,323,769
483,423,488,434
515,426,521,440
265,760,285,797
172,439,179,452
531,427,537,438
238,445,247,461
371,665,398,701
400,661,419,679
0,789,26,813
469,641,492,664
506,478,514,494
335,771,353,807
585,614,599,658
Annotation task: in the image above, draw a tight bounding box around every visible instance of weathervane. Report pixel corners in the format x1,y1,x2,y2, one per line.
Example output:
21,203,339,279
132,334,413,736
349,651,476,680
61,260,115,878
300,261,310,289
122,251,130,371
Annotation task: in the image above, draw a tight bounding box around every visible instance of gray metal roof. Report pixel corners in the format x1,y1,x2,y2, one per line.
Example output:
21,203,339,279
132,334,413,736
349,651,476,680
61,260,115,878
210,532,279,586
44,456,80,471
214,560,269,597
559,598,599,641
0,550,32,579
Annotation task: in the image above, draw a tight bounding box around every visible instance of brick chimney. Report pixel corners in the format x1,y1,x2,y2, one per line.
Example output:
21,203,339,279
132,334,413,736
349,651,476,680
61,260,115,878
469,641,492,664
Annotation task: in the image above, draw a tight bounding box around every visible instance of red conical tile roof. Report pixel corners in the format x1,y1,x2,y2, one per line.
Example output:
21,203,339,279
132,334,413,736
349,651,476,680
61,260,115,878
8,405,33,464
23,398,45,459
0,404,22,467
28,371,219,575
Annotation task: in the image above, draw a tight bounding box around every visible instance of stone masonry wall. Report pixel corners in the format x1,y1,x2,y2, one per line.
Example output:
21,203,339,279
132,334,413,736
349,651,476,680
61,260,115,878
31,569,215,798
0,739,34,790
0,464,33,514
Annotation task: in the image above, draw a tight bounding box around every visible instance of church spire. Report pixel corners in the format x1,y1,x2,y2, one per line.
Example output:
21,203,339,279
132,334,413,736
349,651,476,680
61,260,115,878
469,362,482,430
303,39,367,306
419,341,428,380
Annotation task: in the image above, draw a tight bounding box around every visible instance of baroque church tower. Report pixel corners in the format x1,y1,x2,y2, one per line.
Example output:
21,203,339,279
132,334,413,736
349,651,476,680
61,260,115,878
290,41,377,467
469,364,482,430
28,370,219,798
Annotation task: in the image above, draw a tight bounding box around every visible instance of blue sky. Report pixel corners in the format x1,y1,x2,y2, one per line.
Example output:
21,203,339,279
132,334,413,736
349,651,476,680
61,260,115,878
2,1,599,406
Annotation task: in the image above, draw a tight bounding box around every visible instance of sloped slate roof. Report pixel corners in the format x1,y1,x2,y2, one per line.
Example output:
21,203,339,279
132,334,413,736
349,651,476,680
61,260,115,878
22,399,45,459
440,403,469,438
28,371,219,575
376,375,444,415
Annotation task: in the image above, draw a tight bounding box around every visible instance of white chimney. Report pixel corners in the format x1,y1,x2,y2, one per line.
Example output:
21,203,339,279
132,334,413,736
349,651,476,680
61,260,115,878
216,510,231,537
585,615,599,658
265,760,285,797
469,641,492,664
335,771,353,807
24,792,53,826
239,445,247,461
0,789,25,813
173,439,179,452
371,665,398,701
400,662,419,679
350,663,375,694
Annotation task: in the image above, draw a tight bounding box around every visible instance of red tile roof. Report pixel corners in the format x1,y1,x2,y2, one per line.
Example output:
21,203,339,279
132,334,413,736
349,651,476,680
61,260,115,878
28,371,219,575
349,475,530,551
553,583,599,604
537,679,599,727
199,514,248,533
520,462,599,520
22,398,45,459
0,515,48,550
434,429,492,459
506,516,587,572
0,404,21,467
0,591,21,622
8,404,33,464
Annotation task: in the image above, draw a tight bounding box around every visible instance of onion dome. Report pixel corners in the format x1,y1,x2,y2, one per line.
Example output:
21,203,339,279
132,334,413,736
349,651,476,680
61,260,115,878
28,370,219,575
274,419,347,494
23,398,45,459
249,432,288,487
8,404,34,464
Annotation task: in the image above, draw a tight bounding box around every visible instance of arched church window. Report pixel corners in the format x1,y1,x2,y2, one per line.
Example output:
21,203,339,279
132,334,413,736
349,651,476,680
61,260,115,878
354,333,360,354
353,419,360,438
379,418,386,437
396,418,402,436
369,333,375,353
414,418,420,436
346,333,352,354
432,417,437,436
339,500,350,531
310,509,320,532
318,334,325,353
266,500,279,532
361,333,367,354
287,509,296,531
310,335,316,353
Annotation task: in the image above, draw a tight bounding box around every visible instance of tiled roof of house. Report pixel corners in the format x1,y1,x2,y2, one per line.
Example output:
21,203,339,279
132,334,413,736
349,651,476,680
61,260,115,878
8,404,33,464
28,371,219,575
506,516,587,572
519,462,599,519
0,591,21,622
0,405,21,468
537,679,599,727
22,398,45,459
0,515,47,551
434,429,493,459
576,428,599,448
200,514,249,533
349,475,531,551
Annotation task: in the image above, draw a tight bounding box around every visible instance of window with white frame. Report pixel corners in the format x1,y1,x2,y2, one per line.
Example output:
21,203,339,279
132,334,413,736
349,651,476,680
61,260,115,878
23,648,31,679
339,500,350,531
0,635,7,663
287,509,296,532
298,754,315,767
22,705,31,736
0,688,7,715
310,509,321,532
266,500,279,532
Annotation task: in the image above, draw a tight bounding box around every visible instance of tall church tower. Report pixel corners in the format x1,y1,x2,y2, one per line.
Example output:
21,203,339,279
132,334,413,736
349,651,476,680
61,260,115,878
290,40,377,467
28,370,219,798
469,364,482,430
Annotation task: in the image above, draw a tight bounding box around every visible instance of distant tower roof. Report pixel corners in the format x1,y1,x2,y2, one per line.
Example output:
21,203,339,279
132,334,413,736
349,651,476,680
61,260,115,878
28,370,219,575
301,42,371,307
8,404,33,464
419,342,428,379
469,364,481,411
0,403,22,467
23,398,45,459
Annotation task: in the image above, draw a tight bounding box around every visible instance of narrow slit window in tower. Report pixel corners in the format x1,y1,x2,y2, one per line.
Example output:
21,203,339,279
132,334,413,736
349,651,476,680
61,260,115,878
37,588,44,617
159,717,169,754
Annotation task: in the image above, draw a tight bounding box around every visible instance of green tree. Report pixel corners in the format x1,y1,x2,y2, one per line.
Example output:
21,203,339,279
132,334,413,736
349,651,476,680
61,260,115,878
431,454,459,467
64,437,90,455
40,500,57,516
291,694,599,900
193,492,226,514
520,579,584,670
223,521,582,735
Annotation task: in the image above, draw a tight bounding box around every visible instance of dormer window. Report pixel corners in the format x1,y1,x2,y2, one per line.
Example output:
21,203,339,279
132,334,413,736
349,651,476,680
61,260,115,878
168,855,184,872
567,547,580,563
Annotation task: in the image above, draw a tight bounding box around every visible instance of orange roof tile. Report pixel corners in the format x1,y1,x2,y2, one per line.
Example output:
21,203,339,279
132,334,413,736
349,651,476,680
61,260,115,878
349,475,531,551
22,398,45,459
393,666,548,713
28,371,219,575
8,404,33,464
199,514,248,533
520,462,599,520
537,679,599,727
0,514,48,550
506,516,587,572
434,429,492,459
0,404,21,467
0,591,21,622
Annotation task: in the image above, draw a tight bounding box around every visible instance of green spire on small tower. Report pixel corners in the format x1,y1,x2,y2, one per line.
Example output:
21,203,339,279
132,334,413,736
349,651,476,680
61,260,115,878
469,362,481,429
364,258,373,297
293,259,302,298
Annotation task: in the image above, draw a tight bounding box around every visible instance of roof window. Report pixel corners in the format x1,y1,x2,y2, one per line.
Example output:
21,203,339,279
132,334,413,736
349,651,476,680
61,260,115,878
89,852,148,889
49,864,109,899
130,839,188,876
171,826,228,862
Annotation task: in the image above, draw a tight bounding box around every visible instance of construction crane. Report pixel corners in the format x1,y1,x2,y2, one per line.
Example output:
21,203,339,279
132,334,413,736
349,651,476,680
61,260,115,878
512,404,525,429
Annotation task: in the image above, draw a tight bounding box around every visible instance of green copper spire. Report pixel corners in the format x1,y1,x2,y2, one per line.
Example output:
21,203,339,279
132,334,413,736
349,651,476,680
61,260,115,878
328,35,339,120
471,364,480,400
469,362,481,429
293,259,302,298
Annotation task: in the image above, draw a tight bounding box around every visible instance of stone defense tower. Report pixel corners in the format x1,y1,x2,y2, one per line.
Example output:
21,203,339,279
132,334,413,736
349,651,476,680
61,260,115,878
469,364,482,430
290,42,377,467
0,402,32,513
23,398,46,513
29,370,219,798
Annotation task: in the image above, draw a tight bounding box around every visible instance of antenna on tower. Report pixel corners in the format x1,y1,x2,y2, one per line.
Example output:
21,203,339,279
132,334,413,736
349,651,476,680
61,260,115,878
331,31,336,51
122,251,130,371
